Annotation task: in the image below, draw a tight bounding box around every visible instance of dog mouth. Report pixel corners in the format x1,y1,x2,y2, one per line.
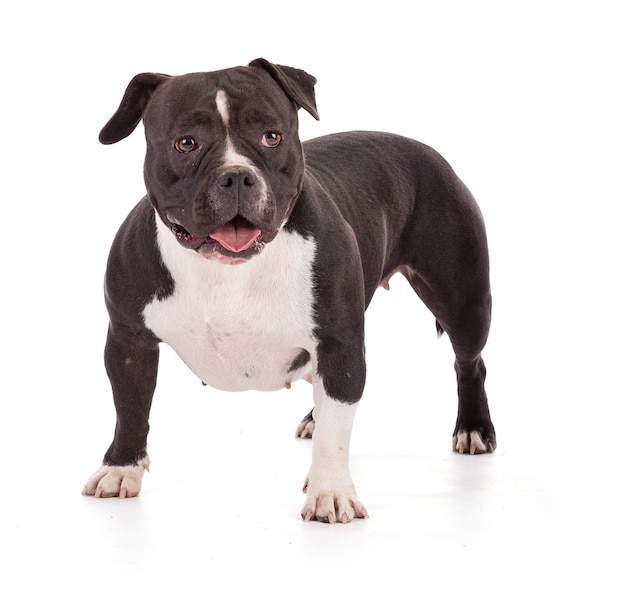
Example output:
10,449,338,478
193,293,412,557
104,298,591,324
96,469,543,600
166,214,278,261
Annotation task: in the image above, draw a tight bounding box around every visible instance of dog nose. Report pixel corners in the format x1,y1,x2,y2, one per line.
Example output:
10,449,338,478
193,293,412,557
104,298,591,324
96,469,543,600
217,168,257,200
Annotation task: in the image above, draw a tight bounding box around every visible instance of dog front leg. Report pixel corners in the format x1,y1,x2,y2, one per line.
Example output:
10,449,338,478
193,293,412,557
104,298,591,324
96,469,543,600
83,324,159,498
301,375,368,524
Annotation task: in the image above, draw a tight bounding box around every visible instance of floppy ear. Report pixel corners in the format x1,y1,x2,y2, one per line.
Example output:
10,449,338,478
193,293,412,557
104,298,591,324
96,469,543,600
249,58,320,121
99,73,171,144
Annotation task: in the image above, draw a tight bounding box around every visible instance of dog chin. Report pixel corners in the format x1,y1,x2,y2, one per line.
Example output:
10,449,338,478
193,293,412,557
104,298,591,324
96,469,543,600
197,240,265,264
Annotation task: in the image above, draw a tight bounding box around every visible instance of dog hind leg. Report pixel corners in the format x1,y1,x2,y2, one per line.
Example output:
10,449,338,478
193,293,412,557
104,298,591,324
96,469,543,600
404,269,496,454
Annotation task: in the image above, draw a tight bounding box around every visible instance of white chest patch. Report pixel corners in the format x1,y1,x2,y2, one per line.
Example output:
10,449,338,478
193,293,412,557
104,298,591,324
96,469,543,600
143,215,318,392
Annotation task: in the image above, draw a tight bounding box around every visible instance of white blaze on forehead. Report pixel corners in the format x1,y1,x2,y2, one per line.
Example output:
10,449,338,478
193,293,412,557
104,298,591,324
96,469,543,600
215,89,246,165
216,90,229,126
213,88,269,206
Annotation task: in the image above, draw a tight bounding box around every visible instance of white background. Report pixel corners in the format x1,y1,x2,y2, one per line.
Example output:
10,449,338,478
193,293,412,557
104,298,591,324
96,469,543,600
1,1,624,597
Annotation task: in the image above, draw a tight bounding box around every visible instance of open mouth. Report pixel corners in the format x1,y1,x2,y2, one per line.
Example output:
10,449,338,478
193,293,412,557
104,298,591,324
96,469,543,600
167,214,278,260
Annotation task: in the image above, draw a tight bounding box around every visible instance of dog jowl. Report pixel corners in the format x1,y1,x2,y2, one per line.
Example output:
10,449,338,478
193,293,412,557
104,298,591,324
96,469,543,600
83,58,496,523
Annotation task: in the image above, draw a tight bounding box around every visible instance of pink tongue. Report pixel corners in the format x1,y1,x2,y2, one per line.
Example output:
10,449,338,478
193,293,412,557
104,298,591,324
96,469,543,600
210,220,262,253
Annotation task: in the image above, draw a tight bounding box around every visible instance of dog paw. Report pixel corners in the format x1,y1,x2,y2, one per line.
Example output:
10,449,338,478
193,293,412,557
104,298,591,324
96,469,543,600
295,409,315,439
300,478,368,523
453,430,496,455
82,458,150,498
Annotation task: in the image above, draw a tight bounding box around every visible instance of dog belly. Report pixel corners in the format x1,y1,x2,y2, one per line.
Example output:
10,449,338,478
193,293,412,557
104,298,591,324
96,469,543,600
143,216,317,392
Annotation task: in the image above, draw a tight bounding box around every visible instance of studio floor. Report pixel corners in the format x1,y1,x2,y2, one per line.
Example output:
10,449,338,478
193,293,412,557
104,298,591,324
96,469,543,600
3,278,623,598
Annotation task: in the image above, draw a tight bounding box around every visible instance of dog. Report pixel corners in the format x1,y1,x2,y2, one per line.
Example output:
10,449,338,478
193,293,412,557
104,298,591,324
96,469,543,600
83,58,496,523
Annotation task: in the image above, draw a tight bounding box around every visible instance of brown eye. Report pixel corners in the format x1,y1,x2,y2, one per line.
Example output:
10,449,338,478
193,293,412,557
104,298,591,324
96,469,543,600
175,137,197,153
261,131,282,148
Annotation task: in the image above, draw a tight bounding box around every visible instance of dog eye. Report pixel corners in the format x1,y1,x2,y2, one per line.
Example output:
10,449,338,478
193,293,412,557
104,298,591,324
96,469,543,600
175,137,198,153
261,132,282,148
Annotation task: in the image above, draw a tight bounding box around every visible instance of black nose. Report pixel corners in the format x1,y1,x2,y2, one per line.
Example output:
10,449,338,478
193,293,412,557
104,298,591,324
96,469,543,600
217,168,257,201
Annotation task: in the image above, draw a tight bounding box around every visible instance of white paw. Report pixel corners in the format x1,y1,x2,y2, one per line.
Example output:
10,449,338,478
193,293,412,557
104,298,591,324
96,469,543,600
301,477,368,523
453,430,495,455
82,457,150,498
295,418,315,439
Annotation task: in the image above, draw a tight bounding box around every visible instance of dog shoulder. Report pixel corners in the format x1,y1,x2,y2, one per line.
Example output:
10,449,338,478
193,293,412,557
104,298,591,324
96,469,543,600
105,197,174,327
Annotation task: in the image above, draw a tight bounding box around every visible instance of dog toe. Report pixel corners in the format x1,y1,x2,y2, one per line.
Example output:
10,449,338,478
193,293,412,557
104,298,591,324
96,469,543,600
453,430,496,454
301,490,368,524
83,460,149,498
295,410,315,438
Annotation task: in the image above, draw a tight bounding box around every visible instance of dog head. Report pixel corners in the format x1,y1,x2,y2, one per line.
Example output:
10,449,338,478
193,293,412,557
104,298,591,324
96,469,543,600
100,59,319,263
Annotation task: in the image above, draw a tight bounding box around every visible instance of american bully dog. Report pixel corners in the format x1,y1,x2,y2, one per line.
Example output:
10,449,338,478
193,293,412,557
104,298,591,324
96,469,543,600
83,59,496,523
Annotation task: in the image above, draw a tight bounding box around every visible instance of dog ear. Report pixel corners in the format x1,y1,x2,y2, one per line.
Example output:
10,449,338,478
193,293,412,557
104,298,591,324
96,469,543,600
99,73,171,144
249,58,320,121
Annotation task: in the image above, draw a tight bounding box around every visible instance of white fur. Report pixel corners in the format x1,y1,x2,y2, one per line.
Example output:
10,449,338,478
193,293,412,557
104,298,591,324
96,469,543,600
146,215,368,520
301,394,368,523
143,214,317,392
215,89,229,126
82,457,150,498
453,430,490,454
